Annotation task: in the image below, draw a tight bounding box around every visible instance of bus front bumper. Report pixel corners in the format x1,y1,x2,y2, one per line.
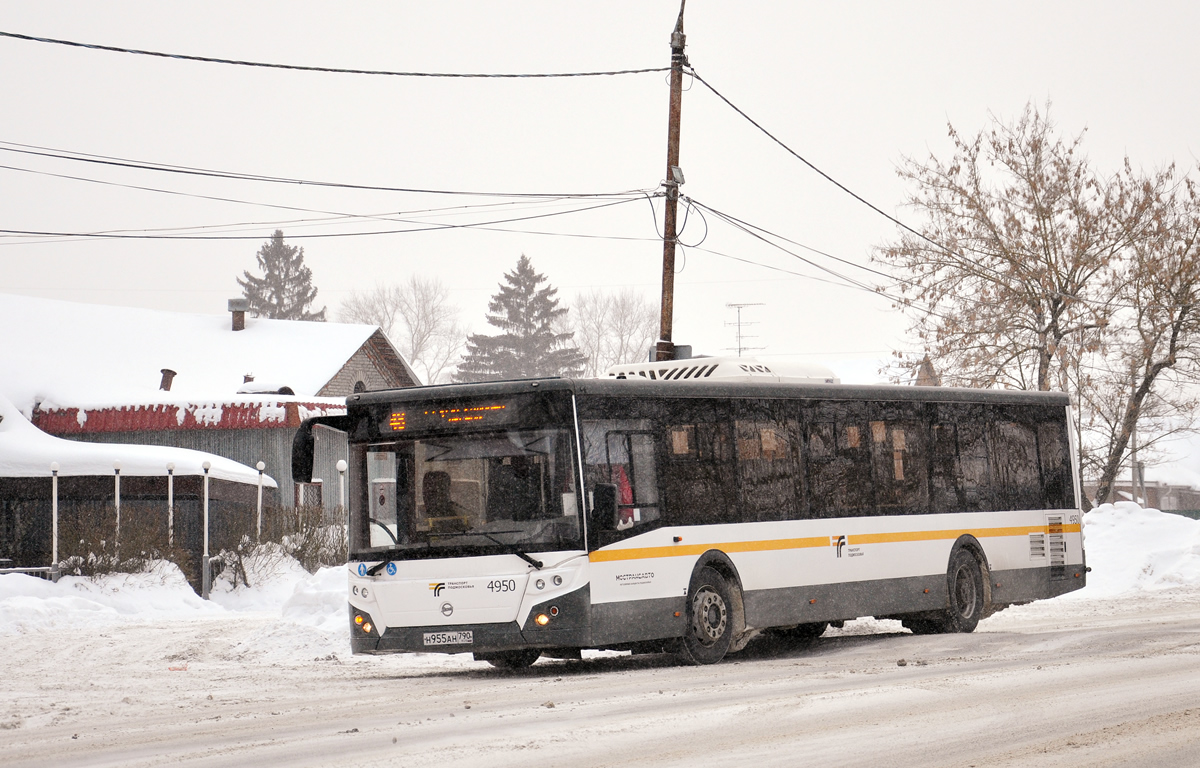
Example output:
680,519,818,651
349,584,591,655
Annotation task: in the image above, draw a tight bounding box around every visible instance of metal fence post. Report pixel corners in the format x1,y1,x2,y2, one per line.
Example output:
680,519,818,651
113,460,121,563
337,459,347,517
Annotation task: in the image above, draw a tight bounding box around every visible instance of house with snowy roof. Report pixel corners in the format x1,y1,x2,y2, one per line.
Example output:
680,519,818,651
0,293,419,509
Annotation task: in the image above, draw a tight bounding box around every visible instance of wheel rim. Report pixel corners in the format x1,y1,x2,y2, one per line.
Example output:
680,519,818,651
953,564,977,619
691,586,727,646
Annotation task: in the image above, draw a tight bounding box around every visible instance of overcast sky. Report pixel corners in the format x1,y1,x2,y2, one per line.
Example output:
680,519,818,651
2,1,1198,390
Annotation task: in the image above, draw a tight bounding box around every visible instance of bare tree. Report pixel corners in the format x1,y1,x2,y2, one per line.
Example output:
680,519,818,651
568,289,658,377
876,102,1200,508
876,102,1162,392
1088,180,1200,504
338,276,463,384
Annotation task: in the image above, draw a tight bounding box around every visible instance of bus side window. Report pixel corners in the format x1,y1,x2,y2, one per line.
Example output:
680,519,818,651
805,413,875,518
663,420,734,525
869,419,929,515
581,420,660,537
990,417,1041,511
736,419,801,521
1037,419,1072,509
930,423,961,513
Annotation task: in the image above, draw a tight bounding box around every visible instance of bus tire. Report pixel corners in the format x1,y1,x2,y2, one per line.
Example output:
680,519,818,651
677,566,735,665
944,548,984,633
480,649,541,669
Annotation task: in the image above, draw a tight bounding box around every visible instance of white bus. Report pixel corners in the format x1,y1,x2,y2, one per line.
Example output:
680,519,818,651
294,370,1085,667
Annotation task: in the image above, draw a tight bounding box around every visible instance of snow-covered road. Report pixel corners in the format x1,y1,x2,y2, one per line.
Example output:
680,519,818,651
4,591,1200,768
4,503,1200,767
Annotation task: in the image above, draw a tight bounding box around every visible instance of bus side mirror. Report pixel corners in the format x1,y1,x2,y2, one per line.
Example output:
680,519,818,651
292,415,354,483
592,483,619,531
292,420,317,483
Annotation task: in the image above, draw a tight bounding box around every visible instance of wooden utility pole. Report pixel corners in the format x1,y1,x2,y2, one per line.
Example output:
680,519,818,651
655,1,688,362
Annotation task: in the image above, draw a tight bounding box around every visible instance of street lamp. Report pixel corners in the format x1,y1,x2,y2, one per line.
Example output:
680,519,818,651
113,460,122,562
256,460,266,544
166,462,175,548
336,459,348,516
50,462,60,582
201,460,211,599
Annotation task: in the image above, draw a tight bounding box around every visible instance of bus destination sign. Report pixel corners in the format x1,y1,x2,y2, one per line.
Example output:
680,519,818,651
386,403,511,433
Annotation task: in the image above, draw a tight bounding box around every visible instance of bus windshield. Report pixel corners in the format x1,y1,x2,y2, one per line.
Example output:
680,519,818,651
352,428,582,559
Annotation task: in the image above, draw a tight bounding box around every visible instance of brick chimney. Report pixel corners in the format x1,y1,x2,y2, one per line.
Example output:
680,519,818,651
160,368,177,391
228,298,250,331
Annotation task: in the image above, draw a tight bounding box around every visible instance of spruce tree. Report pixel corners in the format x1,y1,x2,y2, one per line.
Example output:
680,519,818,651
454,255,586,381
237,230,327,321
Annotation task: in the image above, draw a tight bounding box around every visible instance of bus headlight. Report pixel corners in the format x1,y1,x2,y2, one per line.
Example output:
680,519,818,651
535,613,551,626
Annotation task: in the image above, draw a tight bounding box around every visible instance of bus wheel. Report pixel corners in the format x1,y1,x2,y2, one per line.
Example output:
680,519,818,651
677,567,735,665
945,549,984,633
479,649,541,669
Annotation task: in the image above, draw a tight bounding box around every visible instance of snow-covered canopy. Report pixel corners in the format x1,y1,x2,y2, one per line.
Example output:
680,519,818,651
0,393,276,486
0,293,382,415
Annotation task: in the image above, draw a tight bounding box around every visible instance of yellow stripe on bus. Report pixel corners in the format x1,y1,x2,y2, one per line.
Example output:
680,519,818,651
587,523,1081,563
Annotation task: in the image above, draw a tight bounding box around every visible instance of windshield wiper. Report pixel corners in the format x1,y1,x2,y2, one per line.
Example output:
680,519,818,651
361,531,543,574
477,531,544,569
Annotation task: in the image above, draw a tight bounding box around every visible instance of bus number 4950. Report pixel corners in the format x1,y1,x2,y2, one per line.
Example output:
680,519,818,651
487,579,517,593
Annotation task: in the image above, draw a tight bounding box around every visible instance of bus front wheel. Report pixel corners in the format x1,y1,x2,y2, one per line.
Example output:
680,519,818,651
677,566,735,665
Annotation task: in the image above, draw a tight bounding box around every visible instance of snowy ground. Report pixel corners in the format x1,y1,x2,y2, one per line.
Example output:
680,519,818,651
3,502,1200,767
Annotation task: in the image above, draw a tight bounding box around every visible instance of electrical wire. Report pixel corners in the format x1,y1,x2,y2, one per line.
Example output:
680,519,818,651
0,140,652,199
687,68,1027,293
0,196,649,242
0,30,669,79
688,69,947,254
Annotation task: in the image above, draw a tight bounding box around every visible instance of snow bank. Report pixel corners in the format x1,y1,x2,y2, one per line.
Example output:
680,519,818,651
1071,501,1200,597
0,564,220,636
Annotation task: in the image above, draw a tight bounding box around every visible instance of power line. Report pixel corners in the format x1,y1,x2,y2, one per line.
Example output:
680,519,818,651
688,68,1021,293
0,196,648,242
0,140,649,199
0,30,669,79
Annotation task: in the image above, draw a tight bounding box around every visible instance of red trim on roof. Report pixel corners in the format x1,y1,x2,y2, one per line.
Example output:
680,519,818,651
32,401,346,435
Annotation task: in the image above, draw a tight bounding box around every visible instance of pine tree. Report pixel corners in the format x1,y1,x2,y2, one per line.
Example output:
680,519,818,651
237,230,327,321
454,255,586,381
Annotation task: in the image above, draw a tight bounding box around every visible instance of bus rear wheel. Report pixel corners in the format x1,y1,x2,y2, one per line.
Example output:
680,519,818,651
478,649,541,669
945,549,984,633
902,549,985,635
677,566,735,665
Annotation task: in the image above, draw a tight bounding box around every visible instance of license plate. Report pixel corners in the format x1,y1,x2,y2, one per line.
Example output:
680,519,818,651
423,630,473,646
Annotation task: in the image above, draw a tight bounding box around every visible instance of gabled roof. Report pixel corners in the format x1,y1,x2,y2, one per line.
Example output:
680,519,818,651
0,293,407,416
